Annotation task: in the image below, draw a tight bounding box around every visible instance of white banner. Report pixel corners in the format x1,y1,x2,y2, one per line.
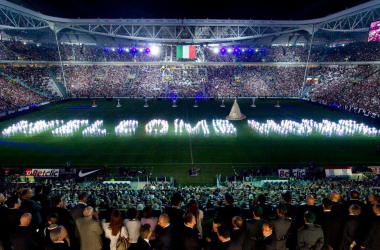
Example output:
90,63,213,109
25,169,60,177
278,169,306,178
369,166,380,174
325,167,352,177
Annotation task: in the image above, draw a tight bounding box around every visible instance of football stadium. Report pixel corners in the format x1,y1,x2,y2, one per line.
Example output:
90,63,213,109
1,0,380,250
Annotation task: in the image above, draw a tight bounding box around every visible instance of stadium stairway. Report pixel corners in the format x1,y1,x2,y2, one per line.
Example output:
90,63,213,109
239,81,245,97
91,65,111,96
46,67,68,97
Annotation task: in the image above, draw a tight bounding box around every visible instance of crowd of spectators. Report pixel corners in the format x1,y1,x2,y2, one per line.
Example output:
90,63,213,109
0,75,47,111
0,178,380,250
307,65,380,117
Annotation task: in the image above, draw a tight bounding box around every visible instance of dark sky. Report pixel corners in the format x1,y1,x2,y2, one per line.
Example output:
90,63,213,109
9,0,369,20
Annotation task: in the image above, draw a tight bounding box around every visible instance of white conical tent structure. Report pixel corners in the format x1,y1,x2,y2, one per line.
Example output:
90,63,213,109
226,99,246,120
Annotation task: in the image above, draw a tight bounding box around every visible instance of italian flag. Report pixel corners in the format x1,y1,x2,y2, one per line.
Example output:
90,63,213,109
176,45,196,59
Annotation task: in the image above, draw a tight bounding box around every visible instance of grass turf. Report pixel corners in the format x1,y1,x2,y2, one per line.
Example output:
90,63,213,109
1,98,380,185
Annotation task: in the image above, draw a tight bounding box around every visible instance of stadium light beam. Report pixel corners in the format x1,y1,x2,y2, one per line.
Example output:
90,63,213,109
151,46,159,55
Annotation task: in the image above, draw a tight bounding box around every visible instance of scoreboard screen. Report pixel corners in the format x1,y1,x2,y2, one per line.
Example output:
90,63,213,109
368,20,380,42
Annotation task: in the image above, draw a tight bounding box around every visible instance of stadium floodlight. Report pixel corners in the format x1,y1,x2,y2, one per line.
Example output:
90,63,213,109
255,49,259,52
151,46,159,55
213,48,219,54
139,48,143,52
242,49,245,52
111,48,115,52
124,48,129,52
227,48,232,53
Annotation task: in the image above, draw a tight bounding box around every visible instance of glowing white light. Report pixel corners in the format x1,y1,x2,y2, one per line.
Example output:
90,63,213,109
52,120,88,137
124,48,129,52
247,119,379,137
139,48,143,52
212,120,237,137
2,120,58,137
242,49,245,52
115,120,138,136
151,46,159,55
82,120,106,137
174,119,210,137
227,48,232,53
213,48,219,54
111,48,115,52
145,119,168,136
255,49,259,52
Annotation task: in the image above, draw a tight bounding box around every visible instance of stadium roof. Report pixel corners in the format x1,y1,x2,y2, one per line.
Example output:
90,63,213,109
0,0,380,43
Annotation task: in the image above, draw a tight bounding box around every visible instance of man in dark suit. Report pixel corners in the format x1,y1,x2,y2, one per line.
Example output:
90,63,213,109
180,213,201,250
5,195,27,233
70,192,87,223
217,194,241,231
216,225,242,250
70,192,87,242
363,193,380,222
155,213,175,250
330,192,344,216
257,194,274,220
231,216,246,247
320,198,341,249
31,185,51,210
205,217,223,250
282,192,298,220
0,193,8,247
360,204,380,250
260,221,277,250
20,188,42,229
130,224,152,250
45,227,70,250
297,195,321,228
344,190,365,214
270,203,292,250
340,204,362,250
244,205,264,250
297,211,324,250
9,213,41,250
165,193,184,230
45,195,75,237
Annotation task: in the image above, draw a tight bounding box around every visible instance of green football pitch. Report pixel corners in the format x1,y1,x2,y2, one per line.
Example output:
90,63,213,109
1,98,380,185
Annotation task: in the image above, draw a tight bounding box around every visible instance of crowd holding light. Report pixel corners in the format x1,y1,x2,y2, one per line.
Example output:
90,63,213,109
2,120,58,137
212,119,237,137
145,119,169,136
52,120,88,137
174,119,210,137
248,119,380,137
115,120,138,136
82,120,106,137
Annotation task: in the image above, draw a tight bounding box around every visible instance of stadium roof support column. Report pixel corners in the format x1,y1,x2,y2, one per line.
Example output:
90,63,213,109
53,24,68,94
300,25,315,99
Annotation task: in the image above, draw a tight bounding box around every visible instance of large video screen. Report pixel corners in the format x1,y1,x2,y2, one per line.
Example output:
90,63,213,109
368,20,380,42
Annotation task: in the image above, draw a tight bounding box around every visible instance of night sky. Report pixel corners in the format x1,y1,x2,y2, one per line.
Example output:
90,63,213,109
8,0,370,20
